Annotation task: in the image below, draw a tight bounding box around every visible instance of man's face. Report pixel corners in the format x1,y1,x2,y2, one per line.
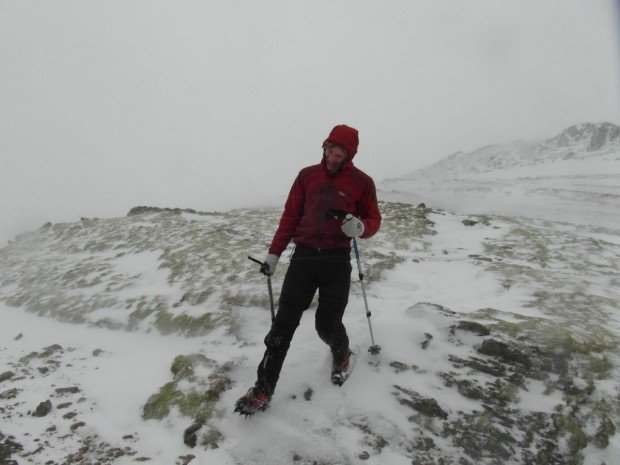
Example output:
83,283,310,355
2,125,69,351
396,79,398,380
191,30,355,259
324,142,348,173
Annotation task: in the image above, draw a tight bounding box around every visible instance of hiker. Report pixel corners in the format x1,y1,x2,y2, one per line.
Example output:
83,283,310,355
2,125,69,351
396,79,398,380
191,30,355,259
235,124,381,415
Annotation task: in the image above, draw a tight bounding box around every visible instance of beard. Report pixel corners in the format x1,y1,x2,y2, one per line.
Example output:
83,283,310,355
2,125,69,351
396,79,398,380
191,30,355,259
323,153,345,174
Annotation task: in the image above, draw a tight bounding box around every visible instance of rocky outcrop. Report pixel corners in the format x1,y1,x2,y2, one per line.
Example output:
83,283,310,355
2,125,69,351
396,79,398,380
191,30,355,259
33,399,52,417
142,354,233,422
547,122,620,151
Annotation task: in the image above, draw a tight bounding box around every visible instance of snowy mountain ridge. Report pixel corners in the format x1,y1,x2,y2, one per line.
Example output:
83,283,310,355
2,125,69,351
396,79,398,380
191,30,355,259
381,122,620,229
402,122,620,178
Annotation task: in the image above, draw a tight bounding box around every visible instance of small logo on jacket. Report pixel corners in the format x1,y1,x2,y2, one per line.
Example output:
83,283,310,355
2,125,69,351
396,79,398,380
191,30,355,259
338,191,346,197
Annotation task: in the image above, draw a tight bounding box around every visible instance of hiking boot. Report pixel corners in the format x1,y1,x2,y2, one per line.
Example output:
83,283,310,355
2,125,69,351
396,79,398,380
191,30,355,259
234,386,272,417
331,351,353,386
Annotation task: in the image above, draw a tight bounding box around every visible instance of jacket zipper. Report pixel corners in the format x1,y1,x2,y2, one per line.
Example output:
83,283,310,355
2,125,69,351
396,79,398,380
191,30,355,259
317,176,336,251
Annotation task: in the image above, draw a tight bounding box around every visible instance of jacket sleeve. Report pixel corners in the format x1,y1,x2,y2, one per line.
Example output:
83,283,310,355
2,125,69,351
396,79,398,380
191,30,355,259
359,177,381,239
268,173,305,256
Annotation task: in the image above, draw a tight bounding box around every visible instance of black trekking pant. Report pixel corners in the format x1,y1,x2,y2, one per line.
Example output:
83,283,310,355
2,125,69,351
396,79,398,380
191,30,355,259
256,245,352,395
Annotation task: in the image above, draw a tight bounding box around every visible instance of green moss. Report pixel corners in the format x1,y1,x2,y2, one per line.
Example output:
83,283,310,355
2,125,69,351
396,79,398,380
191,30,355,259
552,413,588,453
177,391,217,419
587,354,614,379
474,410,494,432
593,415,616,448
365,252,406,282
154,310,215,336
128,300,163,329
389,361,410,373
222,291,249,308
0,388,21,399
567,422,588,453
171,354,215,381
201,427,224,449
220,290,269,310
38,344,63,358
5,294,29,307
142,382,183,420
557,334,617,355
171,355,197,381
193,288,214,305
94,318,125,331
442,419,463,438
142,355,232,422
534,447,555,464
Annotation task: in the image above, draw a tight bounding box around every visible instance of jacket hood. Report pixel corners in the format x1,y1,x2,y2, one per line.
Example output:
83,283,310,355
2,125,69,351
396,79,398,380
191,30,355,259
322,124,359,160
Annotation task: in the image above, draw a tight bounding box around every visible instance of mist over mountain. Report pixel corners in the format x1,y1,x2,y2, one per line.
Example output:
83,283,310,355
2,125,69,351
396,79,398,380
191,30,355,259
381,122,620,229
408,122,619,176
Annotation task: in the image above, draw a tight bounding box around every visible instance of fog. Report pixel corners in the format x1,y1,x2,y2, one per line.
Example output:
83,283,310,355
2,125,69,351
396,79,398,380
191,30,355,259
1,0,619,244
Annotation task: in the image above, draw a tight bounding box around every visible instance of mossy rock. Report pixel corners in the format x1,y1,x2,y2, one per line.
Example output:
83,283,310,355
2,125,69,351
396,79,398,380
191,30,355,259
171,354,216,381
0,388,21,399
593,415,616,448
175,288,214,307
411,397,447,419
420,333,433,349
38,344,63,358
394,385,448,419
446,410,516,461
389,361,410,373
455,321,491,336
142,355,233,421
201,427,224,449
477,339,531,367
142,382,183,420
142,380,231,421
154,309,215,336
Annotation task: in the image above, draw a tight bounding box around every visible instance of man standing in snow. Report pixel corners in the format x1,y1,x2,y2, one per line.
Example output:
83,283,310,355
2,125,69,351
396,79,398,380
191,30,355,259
235,124,382,416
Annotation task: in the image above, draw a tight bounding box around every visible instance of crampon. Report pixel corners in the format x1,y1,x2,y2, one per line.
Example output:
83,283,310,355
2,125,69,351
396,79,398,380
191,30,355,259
233,387,271,418
331,350,356,386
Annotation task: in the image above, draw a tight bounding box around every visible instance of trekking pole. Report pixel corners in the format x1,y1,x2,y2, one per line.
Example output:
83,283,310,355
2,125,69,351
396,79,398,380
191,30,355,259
325,209,381,354
248,256,276,323
351,235,381,355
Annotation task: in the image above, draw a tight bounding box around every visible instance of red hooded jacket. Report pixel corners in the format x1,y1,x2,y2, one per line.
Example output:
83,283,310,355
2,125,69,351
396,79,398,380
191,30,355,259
268,126,382,256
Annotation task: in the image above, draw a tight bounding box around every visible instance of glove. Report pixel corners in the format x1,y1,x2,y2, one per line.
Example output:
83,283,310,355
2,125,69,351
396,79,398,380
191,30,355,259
341,215,365,238
260,253,279,276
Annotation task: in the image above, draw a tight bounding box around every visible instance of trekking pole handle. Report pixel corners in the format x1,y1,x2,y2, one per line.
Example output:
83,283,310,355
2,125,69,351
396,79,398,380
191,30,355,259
248,256,276,323
248,256,262,266
352,237,363,280
266,275,276,323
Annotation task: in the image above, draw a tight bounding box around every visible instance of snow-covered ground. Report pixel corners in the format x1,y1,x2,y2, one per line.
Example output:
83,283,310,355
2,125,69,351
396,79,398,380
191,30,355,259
1,123,619,464
381,162,620,230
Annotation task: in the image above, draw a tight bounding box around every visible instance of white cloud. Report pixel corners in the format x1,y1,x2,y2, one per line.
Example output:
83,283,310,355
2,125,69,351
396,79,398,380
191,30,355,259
1,0,619,244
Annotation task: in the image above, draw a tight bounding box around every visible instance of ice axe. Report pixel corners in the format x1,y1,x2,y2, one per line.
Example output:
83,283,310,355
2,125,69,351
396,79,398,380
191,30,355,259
325,209,382,355
248,256,276,323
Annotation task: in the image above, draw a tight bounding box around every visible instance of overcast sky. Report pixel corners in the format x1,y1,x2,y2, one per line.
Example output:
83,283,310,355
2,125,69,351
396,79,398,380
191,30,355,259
1,0,619,244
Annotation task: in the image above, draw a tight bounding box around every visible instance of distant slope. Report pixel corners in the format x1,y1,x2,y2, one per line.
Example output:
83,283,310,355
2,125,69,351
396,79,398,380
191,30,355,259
380,122,620,229
405,122,619,177
0,203,432,337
